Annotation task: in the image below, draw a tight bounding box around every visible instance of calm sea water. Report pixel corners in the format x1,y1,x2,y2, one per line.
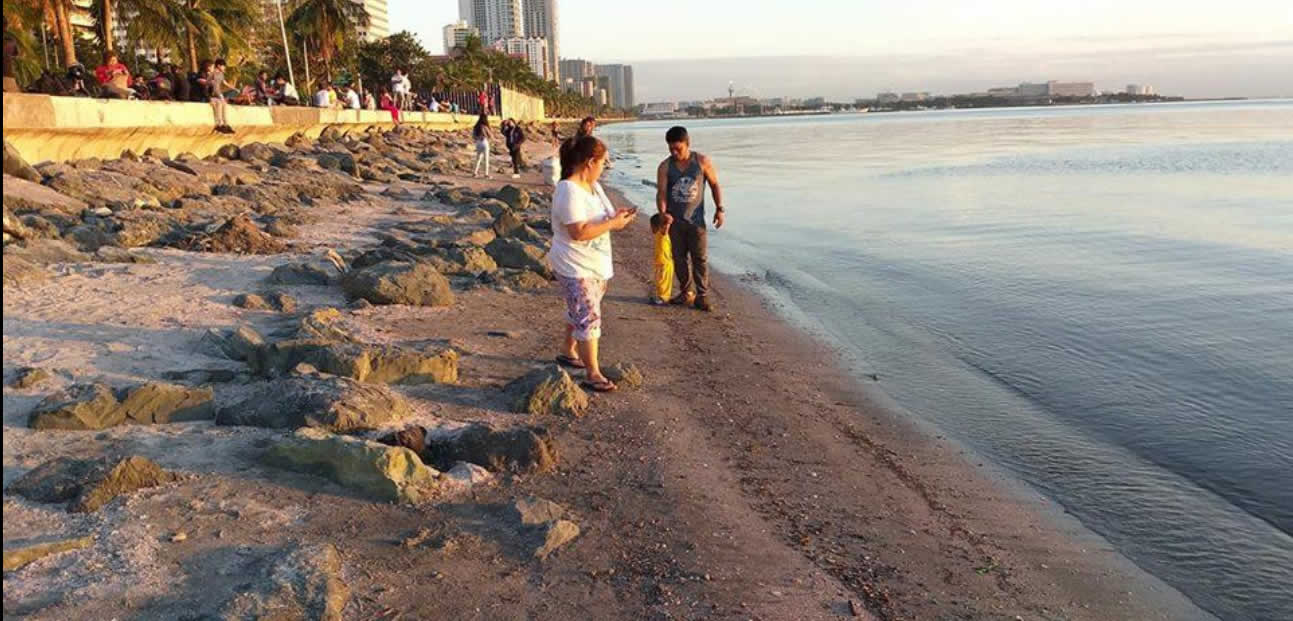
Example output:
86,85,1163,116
600,101,1293,621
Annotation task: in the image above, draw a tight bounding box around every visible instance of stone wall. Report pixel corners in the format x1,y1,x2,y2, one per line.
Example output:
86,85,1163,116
2,90,548,163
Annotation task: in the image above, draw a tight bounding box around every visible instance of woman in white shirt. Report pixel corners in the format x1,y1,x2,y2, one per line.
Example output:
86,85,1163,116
549,136,638,391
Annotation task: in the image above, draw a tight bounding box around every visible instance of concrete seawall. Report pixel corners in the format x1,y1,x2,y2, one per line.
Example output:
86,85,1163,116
3,86,546,164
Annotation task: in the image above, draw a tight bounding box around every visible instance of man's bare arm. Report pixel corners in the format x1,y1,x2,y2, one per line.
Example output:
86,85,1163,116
656,160,669,214
701,155,723,209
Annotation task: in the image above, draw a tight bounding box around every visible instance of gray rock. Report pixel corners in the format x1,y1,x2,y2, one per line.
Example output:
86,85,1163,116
501,270,550,291
18,214,61,240
11,367,53,389
495,185,531,210
233,293,270,310
503,366,588,417
7,455,177,513
485,238,550,277
268,291,298,312
440,246,497,276
425,423,559,474
263,427,438,504
224,324,266,361
3,140,42,182
215,374,413,432
116,383,215,424
604,362,645,390
341,261,454,307
94,246,157,264
251,339,459,385
238,142,275,163
473,199,512,218
492,209,526,238
216,543,350,621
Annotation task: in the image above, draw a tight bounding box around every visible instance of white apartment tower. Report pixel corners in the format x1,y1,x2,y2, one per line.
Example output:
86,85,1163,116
443,21,479,53
465,0,523,45
354,0,390,41
523,0,560,81
493,37,549,79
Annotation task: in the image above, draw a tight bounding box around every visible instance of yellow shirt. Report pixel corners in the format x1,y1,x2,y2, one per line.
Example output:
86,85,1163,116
653,229,674,300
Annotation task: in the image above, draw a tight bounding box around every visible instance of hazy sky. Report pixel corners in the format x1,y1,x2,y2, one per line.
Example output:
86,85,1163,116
390,1,1293,100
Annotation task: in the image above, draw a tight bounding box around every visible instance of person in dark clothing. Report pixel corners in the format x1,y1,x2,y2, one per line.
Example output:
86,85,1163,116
655,126,726,312
576,116,596,139
504,118,526,177
164,64,189,101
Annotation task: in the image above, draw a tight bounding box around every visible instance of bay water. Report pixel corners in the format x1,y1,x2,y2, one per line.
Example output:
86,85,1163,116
601,101,1293,620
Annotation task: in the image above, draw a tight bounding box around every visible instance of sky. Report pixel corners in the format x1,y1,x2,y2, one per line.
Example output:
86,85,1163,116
389,0,1293,101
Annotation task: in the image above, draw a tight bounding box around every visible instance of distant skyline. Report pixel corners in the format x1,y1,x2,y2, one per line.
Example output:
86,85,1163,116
389,0,1293,100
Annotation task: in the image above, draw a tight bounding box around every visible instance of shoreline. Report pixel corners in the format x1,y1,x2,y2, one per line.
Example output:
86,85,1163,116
2,128,1209,619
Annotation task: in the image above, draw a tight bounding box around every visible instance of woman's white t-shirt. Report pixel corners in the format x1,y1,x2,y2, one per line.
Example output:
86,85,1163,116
549,179,616,280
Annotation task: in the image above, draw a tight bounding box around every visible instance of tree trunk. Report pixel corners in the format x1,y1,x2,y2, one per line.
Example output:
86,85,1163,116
102,0,115,53
186,26,197,72
54,0,76,67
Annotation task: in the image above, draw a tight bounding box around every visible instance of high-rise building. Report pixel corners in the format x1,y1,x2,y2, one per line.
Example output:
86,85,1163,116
522,0,559,81
1126,84,1155,96
466,0,522,44
493,37,549,78
443,21,479,53
355,0,389,41
594,64,635,110
560,58,595,82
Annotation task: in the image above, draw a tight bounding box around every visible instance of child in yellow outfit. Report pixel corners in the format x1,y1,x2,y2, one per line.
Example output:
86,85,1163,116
649,214,674,305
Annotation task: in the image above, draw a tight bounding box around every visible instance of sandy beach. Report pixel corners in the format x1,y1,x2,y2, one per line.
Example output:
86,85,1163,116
2,127,1210,620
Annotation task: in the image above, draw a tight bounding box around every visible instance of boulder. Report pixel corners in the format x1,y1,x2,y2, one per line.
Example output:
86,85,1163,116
216,144,241,160
603,362,645,390
473,199,511,218
440,246,497,276
491,209,525,238
116,383,215,424
217,543,349,621
503,366,588,417
495,185,531,211
19,214,61,240
268,291,298,312
11,367,52,389
4,239,90,264
251,340,459,385
7,455,177,513
2,535,95,572
268,250,347,285
485,238,550,277
377,425,427,454
534,520,581,560
216,373,412,432
425,423,559,474
233,293,270,310
27,383,125,430
223,324,266,361
294,307,351,341
3,207,33,241
94,246,156,264
27,382,214,429
505,497,579,559
263,427,438,503
238,142,276,163
341,261,454,307
3,140,42,182
143,147,170,160
179,214,286,254
501,270,550,291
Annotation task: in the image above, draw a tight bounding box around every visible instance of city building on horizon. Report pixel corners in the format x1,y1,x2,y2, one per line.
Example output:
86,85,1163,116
443,20,479,53
493,37,549,79
523,0,559,81
594,63,635,110
1126,84,1156,96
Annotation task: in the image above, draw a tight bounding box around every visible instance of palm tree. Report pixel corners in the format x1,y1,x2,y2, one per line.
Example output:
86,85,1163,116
89,0,114,53
116,0,256,72
286,0,366,81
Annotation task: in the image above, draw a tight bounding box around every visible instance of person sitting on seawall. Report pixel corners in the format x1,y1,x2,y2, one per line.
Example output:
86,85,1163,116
254,70,273,105
313,81,331,108
273,74,299,106
94,52,134,99
131,75,151,100
548,135,639,393
363,89,376,111
379,88,400,124
343,84,361,110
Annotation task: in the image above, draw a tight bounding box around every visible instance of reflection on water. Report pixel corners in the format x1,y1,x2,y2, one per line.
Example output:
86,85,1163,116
603,101,1293,621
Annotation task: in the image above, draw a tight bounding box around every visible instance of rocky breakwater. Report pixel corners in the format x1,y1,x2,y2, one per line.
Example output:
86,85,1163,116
1,120,619,619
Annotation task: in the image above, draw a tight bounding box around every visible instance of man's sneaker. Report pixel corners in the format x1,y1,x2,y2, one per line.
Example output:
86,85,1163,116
669,292,695,306
695,297,714,312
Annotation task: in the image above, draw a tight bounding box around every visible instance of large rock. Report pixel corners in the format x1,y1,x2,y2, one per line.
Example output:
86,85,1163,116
425,423,559,474
27,382,214,430
3,140,42,182
603,362,645,390
341,261,454,307
217,543,349,621
485,238,550,277
440,246,497,276
263,427,438,503
2,535,96,572
7,455,177,513
27,383,125,430
216,373,412,432
491,209,526,238
495,185,531,211
238,142,276,163
506,497,579,559
116,383,215,424
268,250,348,285
180,214,286,254
11,367,52,389
3,239,90,264
252,340,459,385
503,366,588,417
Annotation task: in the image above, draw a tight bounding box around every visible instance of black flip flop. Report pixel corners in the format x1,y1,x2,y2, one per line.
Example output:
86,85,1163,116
555,355,586,369
581,379,617,393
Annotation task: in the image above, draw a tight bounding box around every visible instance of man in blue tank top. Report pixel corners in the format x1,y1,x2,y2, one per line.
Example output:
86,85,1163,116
656,126,726,312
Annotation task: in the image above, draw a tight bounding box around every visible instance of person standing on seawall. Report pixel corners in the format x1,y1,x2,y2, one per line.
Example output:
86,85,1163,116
656,126,725,312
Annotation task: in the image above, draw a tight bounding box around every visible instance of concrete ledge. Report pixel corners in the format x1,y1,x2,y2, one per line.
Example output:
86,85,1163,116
2,92,533,163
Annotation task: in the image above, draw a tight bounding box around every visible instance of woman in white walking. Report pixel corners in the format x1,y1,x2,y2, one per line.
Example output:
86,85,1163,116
472,114,492,178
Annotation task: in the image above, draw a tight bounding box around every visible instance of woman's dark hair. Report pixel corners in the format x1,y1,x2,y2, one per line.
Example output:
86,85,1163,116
473,114,489,139
559,136,607,180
